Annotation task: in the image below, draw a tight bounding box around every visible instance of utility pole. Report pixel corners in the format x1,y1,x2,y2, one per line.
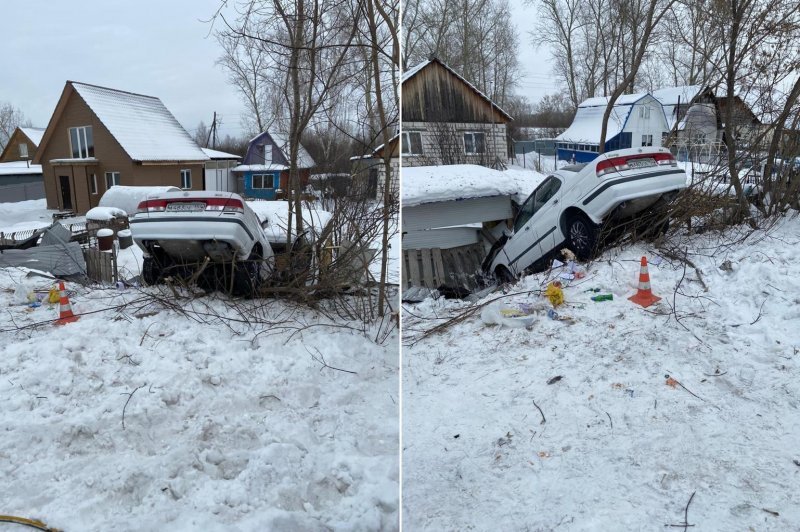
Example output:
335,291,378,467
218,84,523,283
205,112,219,149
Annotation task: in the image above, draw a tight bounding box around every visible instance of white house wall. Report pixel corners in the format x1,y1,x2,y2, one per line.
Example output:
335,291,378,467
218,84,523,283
623,98,669,148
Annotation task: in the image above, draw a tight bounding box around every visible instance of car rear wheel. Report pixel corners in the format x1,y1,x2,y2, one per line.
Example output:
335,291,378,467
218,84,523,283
231,247,263,297
142,257,161,286
567,214,598,260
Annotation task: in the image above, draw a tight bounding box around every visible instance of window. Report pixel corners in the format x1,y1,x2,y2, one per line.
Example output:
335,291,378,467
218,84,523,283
263,143,272,164
252,174,274,189
105,172,120,189
69,126,94,159
18,143,28,158
642,134,653,147
514,176,562,231
402,131,423,155
90,174,97,195
181,169,192,189
463,132,486,154
639,106,651,119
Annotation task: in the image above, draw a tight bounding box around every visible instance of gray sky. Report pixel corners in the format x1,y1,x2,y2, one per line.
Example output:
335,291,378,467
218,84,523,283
508,0,558,106
0,0,246,139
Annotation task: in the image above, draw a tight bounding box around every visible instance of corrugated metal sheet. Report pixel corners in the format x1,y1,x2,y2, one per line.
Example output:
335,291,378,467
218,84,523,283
0,242,86,277
402,196,513,232
402,227,479,250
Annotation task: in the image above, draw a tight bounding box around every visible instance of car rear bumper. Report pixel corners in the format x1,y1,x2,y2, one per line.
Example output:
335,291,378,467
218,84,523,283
129,214,254,259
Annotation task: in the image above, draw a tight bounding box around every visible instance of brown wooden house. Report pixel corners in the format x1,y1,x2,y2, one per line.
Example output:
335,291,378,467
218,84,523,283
0,127,45,163
401,57,513,168
34,81,209,215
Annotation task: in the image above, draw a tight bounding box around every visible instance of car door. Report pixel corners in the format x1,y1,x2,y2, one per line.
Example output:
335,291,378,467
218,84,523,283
530,175,564,257
503,176,563,274
500,190,541,276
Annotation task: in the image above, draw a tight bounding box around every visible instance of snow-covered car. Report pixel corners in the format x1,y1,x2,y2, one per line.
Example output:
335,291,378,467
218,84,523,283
129,191,275,294
485,146,687,280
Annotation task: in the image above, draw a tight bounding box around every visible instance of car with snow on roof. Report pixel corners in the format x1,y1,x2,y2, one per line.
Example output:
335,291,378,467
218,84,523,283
484,146,687,281
129,191,275,295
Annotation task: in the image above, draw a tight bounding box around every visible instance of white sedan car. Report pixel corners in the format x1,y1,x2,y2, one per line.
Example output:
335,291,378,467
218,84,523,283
486,147,687,280
129,191,275,295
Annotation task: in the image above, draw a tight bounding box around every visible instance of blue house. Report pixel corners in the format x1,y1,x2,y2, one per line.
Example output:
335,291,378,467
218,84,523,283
233,130,315,200
556,93,668,162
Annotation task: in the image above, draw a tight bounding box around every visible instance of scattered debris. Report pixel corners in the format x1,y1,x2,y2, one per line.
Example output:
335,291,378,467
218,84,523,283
547,375,563,385
591,294,613,302
545,281,564,307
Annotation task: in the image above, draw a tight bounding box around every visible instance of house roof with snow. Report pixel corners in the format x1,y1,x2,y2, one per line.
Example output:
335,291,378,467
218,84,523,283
652,85,704,130
201,147,241,160
402,58,513,123
36,81,208,164
19,127,46,147
0,161,43,176
556,93,658,145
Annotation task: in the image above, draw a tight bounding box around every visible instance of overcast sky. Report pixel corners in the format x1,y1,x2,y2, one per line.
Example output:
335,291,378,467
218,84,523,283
1,0,245,139
508,0,558,106
1,0,553,138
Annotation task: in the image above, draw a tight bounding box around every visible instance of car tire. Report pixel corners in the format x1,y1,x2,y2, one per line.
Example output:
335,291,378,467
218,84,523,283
142,257,161,286
231,247,262,297
567,214,599,260
494,265,515,284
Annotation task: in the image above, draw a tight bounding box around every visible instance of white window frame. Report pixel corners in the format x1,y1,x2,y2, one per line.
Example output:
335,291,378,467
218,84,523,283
252,174,274,189
263,144,272,164
463,132,486,155
90,174,97,195
401,131,423,155
18,143,28,158
105,172,120,189
641,134,653,147
180,169,192,189
68,126,94,159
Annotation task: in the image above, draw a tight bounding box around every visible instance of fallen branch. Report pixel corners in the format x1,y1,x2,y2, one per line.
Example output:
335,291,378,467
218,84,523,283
750,299,767,325
665,490,696,530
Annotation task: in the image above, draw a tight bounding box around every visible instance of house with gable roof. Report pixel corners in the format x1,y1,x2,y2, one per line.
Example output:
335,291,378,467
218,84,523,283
0,127,46,163
401,57,513,168
34,81,209,215
556,93,668,163
233,129,315,200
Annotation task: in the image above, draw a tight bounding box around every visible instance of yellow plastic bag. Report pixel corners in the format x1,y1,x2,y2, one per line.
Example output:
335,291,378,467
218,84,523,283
545,281,564,307
48,287,60,304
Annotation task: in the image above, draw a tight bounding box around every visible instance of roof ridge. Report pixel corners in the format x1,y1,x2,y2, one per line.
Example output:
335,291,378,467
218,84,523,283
68,80,160,101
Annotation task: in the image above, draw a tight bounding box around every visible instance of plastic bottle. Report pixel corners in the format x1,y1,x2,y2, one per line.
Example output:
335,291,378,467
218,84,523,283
591,294,613,302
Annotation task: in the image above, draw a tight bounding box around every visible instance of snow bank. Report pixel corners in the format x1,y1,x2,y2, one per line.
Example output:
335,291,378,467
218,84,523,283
247,201,333,243
403,215,800,530
402,165,522,207
85,206,127,221
99,186,180,216
0,269,399,531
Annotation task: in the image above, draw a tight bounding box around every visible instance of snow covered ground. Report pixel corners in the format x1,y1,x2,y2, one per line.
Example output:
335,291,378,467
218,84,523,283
0,201,399,531
403,214,800,530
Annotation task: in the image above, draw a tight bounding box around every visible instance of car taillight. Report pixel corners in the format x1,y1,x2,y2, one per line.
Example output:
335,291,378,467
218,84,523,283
137,199,167,213
654,152,677,166
596,156,628,176
204,197,245,213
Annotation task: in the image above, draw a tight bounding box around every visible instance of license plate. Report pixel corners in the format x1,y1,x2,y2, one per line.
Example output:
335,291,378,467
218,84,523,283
166,202,205,212
627,158,655,169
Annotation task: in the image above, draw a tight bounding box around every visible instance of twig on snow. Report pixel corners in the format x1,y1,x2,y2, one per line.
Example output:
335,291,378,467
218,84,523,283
532,399,546,425
121,383,146,430
665,490,696,529
605,411,613,429
750,299,767,325
305,346,357,375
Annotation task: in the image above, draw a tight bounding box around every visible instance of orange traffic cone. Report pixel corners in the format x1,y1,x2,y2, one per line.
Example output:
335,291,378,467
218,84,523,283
55,281,79,325
628,256,661,308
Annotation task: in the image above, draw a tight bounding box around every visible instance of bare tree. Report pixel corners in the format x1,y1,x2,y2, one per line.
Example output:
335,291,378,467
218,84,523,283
598,0,677,152
0,102,29,153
